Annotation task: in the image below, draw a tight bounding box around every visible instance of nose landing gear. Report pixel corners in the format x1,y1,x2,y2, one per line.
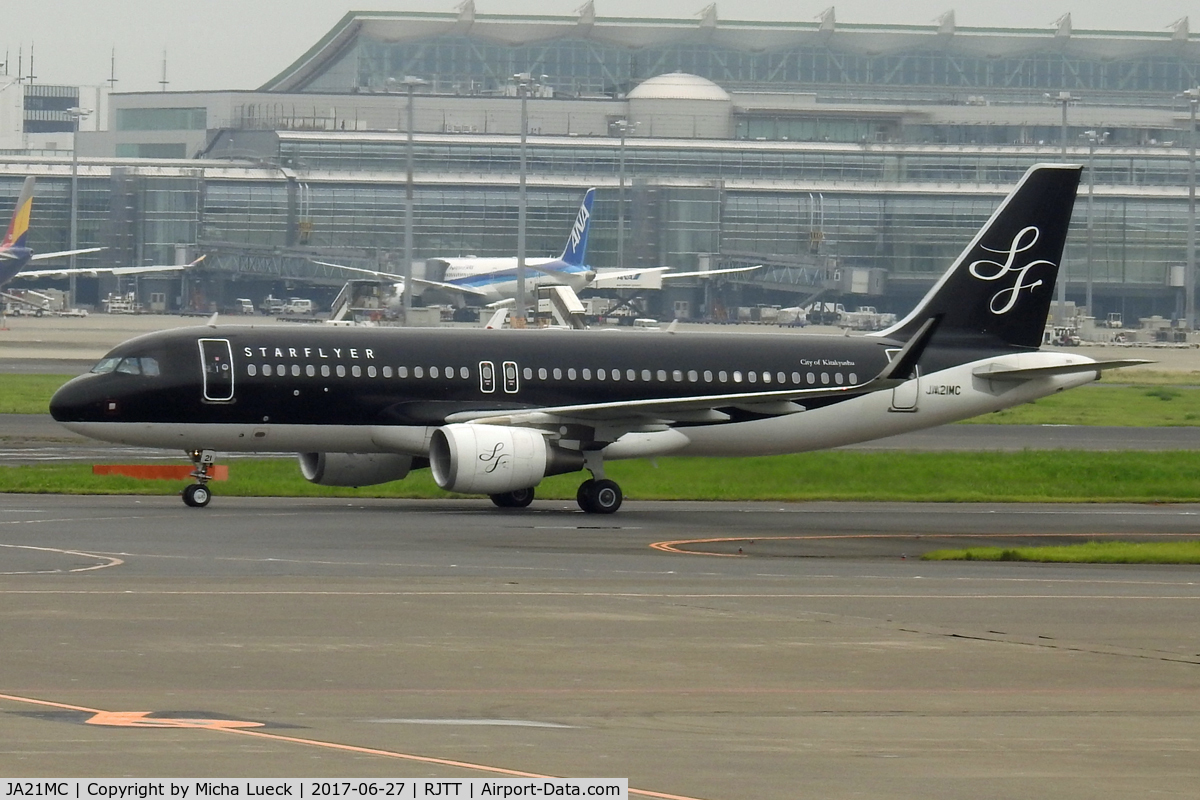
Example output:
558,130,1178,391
183,449,217,508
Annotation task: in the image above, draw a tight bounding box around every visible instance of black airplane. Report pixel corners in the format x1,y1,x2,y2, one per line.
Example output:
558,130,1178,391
49,163,1145,513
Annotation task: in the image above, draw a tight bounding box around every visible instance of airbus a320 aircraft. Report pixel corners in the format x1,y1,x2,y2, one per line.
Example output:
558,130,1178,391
50,164,1146,513
315,187,759,306
1,176,204,289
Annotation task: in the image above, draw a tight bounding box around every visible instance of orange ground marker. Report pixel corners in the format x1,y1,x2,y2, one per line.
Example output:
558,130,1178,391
92,464,229,481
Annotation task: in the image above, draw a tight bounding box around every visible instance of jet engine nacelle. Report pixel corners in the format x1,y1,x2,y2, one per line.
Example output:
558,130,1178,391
429,424,584,494
298,452,414,487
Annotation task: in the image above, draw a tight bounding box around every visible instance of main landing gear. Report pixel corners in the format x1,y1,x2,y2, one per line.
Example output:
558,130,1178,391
490,487,535,508
183,449,217,508
576,451,622,514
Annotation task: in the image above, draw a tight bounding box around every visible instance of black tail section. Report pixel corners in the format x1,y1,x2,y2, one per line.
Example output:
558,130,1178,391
875,163,1083,349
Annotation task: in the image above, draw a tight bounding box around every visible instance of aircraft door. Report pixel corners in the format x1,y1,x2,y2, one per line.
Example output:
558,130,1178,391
199,338,235,402
886,348,919,412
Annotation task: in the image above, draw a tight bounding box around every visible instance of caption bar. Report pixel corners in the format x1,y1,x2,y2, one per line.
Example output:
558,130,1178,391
2,783,628,800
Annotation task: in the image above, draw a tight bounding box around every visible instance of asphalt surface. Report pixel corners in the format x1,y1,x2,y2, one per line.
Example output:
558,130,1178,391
2,494,1199,799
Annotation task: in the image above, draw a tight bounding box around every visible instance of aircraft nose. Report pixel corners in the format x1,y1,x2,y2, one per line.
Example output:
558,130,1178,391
49,374,101,422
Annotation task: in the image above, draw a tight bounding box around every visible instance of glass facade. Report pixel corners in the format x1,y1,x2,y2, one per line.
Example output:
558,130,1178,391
301,31,1200,106
115,108,208,132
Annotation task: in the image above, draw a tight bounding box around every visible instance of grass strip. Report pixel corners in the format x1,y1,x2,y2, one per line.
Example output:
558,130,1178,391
6,375,1200,426
4,450,1200,503
922,541,1200,564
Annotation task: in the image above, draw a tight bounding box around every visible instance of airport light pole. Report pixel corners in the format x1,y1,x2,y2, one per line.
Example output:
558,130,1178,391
66,106,92,310
399,76,426,325
1047,92,1077,325
1183,87,1200,330
1081,129,1107,320
614,119,633,270
514,73,533,326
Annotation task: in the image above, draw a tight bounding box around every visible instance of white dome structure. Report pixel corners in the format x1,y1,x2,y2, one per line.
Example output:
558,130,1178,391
626,72,733,139
626,73,732,103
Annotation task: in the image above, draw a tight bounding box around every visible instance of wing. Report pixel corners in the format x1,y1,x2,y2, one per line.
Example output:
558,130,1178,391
28,246,106,262
310,260,491,298
18,254,205,280
445,317,940,438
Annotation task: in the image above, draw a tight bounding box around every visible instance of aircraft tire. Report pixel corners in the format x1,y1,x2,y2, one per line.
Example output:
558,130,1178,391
576,479,595,512
582,479,622,514
183,483,211,508
490,487,535,508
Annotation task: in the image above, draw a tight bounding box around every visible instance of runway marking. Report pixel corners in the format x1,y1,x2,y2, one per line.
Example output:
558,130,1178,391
649,532,1200,557
0,691,707,800
0,543,124,575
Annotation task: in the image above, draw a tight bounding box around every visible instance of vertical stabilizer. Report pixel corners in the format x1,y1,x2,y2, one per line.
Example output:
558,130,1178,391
1,176,35,250
559,188,595,266
874,164,1082,349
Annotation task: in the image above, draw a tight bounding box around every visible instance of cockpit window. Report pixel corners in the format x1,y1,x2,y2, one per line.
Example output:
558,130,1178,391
91,357,120,374
93,357,161,376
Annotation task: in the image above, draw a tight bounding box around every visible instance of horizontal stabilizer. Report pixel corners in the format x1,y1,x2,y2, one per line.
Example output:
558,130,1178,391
972,359,1153,381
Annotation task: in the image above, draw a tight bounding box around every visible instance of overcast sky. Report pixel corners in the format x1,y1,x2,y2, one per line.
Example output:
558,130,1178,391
2,1,1195,93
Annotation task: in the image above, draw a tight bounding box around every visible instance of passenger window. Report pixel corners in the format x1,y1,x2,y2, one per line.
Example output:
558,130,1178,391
383,366,393,378
849,373,858,384
459,367,469,379
747,372,756,383
807,372,815,383
351,366,361,378
835,373,844,385
629,369,638,381
656,370,666,382
777,372,786,384
791,371,801,384
718,371,728,382
704,370,713,382
247,364,257,377
687,370,698,382
538,367,548,380
430,367,439,379
292,365,301,377
523,367,532,380
479,361,496,393
553,368,562,380
368,366,377,378
567,368,577,380
337,365,346,378
821,373,830,385
263,365,273,377
502,361,519,394
733,371,743,383
414,367,424,378
306,365,316,377
322,365,331,377
446,366,454,378
597,369,605,381
277,364,285,376
399,366,409,378
762,372,771,383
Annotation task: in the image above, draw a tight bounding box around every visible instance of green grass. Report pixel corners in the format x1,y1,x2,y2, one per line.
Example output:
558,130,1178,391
959,384,1200,426
923,540,1200,564
6,450,1200,503
0,374,74,414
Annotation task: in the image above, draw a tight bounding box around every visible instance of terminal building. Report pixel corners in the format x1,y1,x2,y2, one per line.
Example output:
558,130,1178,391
3,5,1200,322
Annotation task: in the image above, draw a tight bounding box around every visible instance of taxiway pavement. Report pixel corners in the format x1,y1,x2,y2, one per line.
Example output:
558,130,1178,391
2,494,1199,799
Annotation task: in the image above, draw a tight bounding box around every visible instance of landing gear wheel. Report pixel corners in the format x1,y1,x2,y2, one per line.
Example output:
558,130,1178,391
182,483,211,508
491,487,535,508
578,478,622,514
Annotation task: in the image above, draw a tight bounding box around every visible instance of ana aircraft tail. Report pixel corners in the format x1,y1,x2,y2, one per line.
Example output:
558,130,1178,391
874,163,1082,349
1,176,35,250
558,188,595,267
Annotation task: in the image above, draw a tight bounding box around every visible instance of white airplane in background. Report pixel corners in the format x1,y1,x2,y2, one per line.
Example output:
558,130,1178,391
314,188,761,307
0,176,204,289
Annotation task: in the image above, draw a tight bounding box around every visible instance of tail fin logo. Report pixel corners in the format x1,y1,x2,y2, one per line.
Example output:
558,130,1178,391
568,205,590,252
967,226,1056,315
